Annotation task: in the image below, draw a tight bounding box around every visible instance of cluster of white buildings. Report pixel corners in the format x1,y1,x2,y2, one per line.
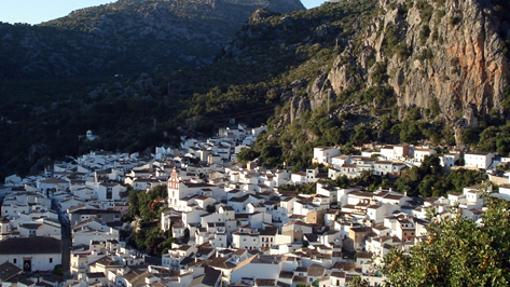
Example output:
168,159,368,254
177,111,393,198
310,145,500,182
1,125,509,286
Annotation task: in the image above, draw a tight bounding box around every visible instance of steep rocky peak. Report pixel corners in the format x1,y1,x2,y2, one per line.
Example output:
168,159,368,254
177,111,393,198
310,0,509,126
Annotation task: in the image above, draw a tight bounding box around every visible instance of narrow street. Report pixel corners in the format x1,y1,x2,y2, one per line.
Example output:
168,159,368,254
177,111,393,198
53,199,72,278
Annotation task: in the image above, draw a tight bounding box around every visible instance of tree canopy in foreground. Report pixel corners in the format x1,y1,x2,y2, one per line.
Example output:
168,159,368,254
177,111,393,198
383,199,510,287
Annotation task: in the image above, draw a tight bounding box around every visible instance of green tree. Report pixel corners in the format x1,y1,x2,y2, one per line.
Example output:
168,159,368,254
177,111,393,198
383,200,510,287
236,147,260,163
348,276,369,287
478,126,498,152
351,124,373,145
127,185,172,255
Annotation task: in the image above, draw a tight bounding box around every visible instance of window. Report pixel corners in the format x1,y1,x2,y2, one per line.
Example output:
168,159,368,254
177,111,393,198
49,258,53,263
13,258,16,264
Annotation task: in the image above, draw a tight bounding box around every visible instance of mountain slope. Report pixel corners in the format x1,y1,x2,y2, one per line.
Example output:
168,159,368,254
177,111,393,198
0,0,304,79
1,0,509,179
318,0,510,142
183,0,510,170
0,0,306,179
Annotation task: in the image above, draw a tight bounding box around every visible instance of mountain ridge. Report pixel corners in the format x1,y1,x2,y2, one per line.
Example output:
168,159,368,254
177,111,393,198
182,0,510,170
0,0,305,79
1,0,510,179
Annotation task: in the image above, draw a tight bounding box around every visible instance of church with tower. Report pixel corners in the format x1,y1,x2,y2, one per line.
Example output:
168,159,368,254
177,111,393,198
166,168,222,211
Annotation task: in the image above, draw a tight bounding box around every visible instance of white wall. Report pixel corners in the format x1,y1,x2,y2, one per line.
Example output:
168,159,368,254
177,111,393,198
231,262,280,283
0,253,61,272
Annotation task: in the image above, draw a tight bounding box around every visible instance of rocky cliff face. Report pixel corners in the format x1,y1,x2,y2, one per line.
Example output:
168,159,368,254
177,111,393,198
308,0,510,126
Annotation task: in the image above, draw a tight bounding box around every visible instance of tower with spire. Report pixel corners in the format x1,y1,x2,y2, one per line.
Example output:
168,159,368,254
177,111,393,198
167,167,180,207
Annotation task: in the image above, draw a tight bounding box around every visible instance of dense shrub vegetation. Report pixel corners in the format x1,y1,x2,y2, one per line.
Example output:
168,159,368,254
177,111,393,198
126,186,173,255
383,199,510,286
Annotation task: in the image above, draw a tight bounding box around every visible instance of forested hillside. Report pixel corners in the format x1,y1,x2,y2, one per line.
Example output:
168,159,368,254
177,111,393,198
226,0,510,171
1,0,510,180
0,0,304,79
0,0,305,178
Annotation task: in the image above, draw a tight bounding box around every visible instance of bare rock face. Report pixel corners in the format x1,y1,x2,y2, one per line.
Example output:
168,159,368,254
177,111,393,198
289,95,310,123
320,0,509,125
309,72,335,111
328,55,361,96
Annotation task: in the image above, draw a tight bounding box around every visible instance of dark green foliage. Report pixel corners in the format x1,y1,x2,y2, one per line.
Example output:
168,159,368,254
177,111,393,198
371,62,388,84
236,148,260,164
394,156,487,197
478,126,499,152
502,88,510,115
256,139,285,169
350,124,374,146
462,127,483,146
126,185,167,221
126,185,172,255
1,0,303,79
383,200,510,286
377,115,401,144
382,24,409,58
475,121,510,156
332,171,392,192
0,0,308,179
458,118,510,157
396,108,424,143
347,276,369,287
52,265,64,276
428,97,441,118
279,182,316,194
399,121,425,144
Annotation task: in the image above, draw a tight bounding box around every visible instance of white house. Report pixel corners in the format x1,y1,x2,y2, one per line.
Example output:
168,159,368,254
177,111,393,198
331,155,350,168
496,185,510,201
380,146,396,161
290,172,307,185
17,218,62,240
37,177,70,194
440,153,460,168
464,153,494,169
232,228,261,250
312,147,340,166
96,182,127,201
0,237,61,272
72,219,120,246
413,148,436,164
380,145,412,161
3,175,22,187
462,186,485,208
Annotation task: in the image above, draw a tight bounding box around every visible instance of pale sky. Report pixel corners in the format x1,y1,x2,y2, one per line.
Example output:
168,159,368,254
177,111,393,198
301,0,326,9
0,0,326,25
